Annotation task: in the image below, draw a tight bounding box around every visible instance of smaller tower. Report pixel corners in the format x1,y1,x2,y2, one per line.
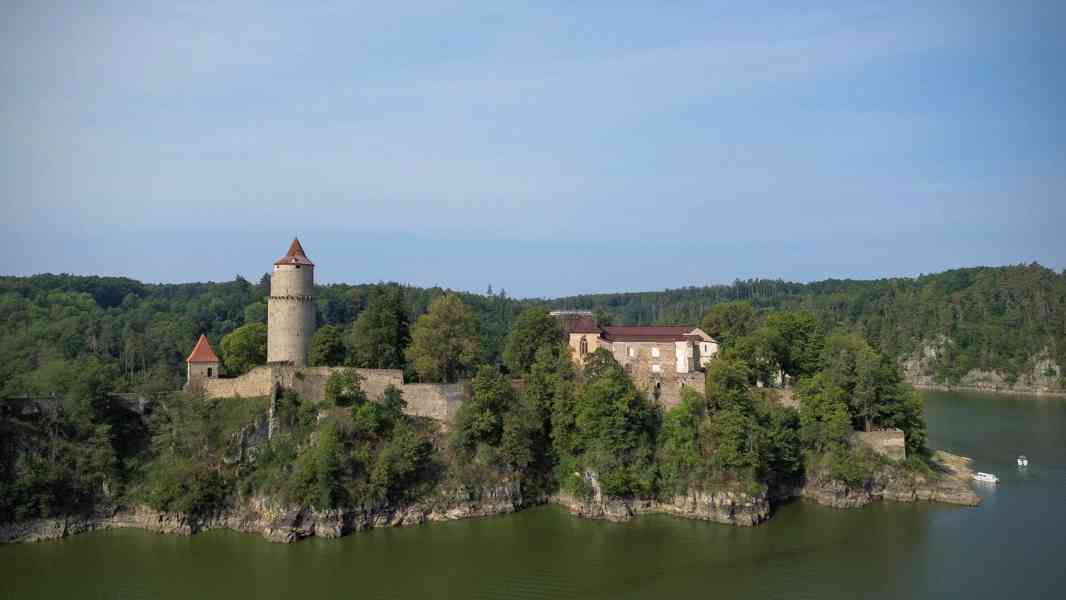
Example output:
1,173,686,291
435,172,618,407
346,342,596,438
186,334,221,383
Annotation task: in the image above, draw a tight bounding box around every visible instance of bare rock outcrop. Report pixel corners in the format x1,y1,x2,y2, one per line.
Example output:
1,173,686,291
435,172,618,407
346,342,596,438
800,450,980,509
552,470,770,527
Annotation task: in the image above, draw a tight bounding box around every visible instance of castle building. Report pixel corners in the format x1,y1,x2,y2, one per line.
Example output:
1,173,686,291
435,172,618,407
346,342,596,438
186,334,221,383
559,315,719,407
267,238,316,367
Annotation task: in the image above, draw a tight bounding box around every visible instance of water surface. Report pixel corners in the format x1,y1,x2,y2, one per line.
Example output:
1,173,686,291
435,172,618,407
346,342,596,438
2,390,1064,599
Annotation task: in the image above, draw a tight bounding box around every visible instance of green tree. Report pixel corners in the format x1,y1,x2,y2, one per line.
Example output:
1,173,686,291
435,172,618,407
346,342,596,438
704,356,753,412
309,325,346,366
820,330,928,453
324,368,367,407
703,405,760,474
764,311,824,380
349,285,410,369
796,373,852,452
370,419,431,501
288,420,346,509
701,301,758,347
243,301,267,324
502,307,566,375
727,325,785,387
567,349,657,498
405,295,482,383
657,387,704,494
758,400,802,479
380,384,407,422
452,366,516,452
219,323,267,376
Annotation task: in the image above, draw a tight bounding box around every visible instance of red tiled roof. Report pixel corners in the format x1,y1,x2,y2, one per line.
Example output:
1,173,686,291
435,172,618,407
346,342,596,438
186,334,221,363
274,237,315,267
602,325,697,342
567,316,602,334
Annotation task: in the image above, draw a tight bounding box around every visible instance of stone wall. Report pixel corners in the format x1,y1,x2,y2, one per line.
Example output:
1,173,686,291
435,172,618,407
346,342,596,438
403,383,467,422
200,366,276,399
850,429,906,461
609,341,706,409
197,365,458,423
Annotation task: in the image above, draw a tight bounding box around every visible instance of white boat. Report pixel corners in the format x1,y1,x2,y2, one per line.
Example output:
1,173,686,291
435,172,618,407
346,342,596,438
974,472,999,483
1017,455,1029,467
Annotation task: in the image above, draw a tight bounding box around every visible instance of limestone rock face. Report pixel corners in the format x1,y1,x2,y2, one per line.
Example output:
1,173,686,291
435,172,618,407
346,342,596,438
1,453,981,545
902,338,1064,396
255,479,527,543
552,470,771,527
0,480,528,544
800,450,980,509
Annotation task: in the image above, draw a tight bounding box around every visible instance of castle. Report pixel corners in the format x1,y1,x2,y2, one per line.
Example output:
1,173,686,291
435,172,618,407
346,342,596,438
554,312,719,408
185,238,317,381
184,239,718,416
184,238,464,422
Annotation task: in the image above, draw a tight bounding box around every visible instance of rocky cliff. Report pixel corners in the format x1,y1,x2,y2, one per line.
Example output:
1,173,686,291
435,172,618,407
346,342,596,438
1,453,979,544
902,338,1065,396
798,450,980,509
0,480,527,544
551,470,771,527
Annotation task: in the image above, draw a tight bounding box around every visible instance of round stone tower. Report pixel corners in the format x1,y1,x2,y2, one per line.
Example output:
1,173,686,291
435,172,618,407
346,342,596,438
267,238,315,367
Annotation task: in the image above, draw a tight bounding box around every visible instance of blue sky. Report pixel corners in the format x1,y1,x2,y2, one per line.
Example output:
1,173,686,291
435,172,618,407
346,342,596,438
3,1,1064,297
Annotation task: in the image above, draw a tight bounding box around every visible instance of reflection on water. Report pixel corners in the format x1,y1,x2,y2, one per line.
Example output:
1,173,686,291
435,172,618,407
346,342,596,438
1,391,1064,600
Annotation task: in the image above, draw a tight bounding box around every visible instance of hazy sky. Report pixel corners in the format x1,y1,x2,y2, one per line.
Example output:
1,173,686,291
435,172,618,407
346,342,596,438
3,1,1064,297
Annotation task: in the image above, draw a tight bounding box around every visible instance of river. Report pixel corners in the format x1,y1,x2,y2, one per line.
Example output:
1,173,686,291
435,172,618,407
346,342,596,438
2,390,1064,599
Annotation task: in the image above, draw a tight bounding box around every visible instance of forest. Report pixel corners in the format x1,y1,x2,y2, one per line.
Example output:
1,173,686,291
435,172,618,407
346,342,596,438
1,263,1062,398
1,302,928,525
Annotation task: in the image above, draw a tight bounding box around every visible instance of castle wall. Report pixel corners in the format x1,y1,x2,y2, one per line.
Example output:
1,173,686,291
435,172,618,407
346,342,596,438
267,264,315,367
197,365,458,423
282,367,404,403
200,366,276,399
402,383,467,422
608,341,705,409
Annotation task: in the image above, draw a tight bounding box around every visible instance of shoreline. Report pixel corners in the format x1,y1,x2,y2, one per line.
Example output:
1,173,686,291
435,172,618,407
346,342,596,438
0,451,980,545
911,382,1066,398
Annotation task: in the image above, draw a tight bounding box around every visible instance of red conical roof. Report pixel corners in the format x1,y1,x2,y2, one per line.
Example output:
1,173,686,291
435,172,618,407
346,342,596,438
186,334,221,363
274,237,314,266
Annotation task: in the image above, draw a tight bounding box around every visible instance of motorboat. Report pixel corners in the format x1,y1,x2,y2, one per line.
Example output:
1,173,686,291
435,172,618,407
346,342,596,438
1017,455,1029,467
973,472,999,483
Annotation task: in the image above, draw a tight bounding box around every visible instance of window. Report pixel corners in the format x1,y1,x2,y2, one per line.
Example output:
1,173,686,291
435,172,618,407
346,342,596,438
627,346,635,358
651,364,662,373
651,347,660,358
579,336,588,356
206,367,213,377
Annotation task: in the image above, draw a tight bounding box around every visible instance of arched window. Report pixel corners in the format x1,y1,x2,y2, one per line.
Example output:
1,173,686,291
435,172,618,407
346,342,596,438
579,336,588,356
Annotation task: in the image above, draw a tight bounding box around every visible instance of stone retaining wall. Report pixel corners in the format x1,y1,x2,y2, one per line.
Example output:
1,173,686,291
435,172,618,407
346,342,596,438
196,365,457,423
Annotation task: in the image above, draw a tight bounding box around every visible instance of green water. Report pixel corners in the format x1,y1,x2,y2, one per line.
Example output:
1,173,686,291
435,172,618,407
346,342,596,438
2,391,1064,599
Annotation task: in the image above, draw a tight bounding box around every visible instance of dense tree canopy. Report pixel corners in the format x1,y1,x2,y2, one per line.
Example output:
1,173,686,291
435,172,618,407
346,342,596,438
405,295,482,383
1,264,1061,399
309,325,346,366
219,323,267,376
348,285,410,370
700,301,758,347
501,307,566,375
